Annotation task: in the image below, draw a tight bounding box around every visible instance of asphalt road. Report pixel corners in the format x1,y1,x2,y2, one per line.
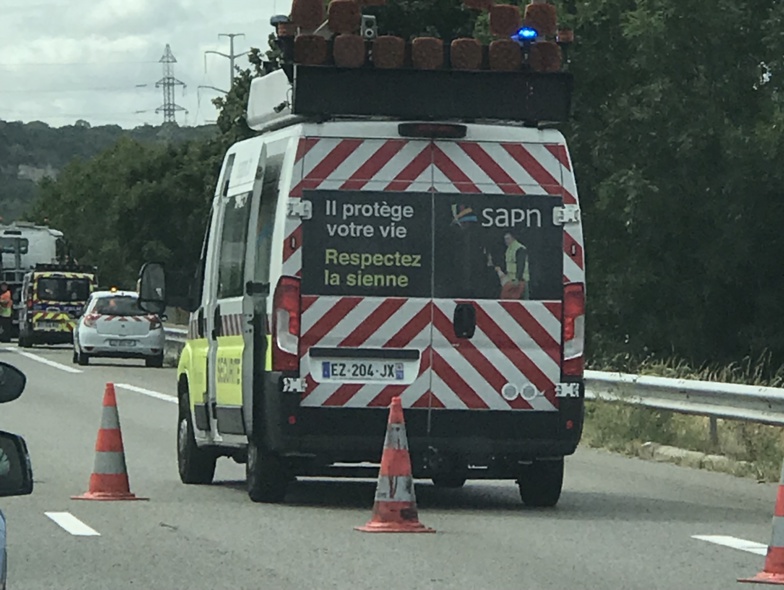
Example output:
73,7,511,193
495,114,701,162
0,343,778,589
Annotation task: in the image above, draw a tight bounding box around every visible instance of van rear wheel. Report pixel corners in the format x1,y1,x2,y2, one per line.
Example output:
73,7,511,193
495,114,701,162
517,458,564,508
431,476,467,489
246,438,289,503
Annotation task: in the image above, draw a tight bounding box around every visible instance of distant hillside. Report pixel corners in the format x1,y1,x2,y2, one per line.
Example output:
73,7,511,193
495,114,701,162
0,119,219,221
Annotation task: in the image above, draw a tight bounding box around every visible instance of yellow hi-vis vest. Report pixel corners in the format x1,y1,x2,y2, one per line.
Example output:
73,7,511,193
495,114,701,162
505,241,529,283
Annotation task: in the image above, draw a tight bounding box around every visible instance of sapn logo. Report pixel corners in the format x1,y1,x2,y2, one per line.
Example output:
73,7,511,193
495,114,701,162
451,204,477,228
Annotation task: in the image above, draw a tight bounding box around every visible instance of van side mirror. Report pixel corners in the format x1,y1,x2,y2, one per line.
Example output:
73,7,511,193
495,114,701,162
0,362,26,404
138,262,167,316
0,431,33,498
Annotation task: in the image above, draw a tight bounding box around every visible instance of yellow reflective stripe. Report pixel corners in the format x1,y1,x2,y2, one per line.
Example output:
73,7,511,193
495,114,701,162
33,312,74,321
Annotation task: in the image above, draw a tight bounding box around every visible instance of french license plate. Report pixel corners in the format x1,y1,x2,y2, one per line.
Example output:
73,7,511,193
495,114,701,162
321,361,405,381
36,322,58,330
109,340,137,348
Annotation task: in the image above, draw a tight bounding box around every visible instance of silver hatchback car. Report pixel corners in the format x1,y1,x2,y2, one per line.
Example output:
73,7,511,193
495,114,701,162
73,290,165,367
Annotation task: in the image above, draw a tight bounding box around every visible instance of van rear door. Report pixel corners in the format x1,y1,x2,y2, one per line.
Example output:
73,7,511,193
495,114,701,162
296,138,434,411
292,136,582,425
428,140,570,414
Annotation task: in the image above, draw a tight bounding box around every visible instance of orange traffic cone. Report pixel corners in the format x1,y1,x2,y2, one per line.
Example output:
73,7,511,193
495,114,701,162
740,459,784,584
72,383,147,501
355,396,434,533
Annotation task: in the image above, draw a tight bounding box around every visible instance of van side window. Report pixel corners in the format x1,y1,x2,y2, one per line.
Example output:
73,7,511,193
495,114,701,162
254,154,283,285
217,192,252,298
191,207,213,307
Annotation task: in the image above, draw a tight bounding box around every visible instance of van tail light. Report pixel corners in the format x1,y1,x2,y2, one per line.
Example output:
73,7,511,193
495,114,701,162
272,277,301,372
562,283,585,377
83,313,99,328
26,297,32,309
147,315,162,330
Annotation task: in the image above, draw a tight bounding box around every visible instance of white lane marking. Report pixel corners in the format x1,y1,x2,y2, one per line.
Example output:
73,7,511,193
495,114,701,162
5,347,82,374
692,535,768,556
115,383,176,404
45,512,100,536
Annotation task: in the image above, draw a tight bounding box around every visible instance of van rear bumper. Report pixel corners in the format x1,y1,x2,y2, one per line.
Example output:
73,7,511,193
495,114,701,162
261,373,584,476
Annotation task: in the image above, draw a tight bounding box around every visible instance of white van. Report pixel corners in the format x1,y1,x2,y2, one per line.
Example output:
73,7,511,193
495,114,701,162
141,36,586,506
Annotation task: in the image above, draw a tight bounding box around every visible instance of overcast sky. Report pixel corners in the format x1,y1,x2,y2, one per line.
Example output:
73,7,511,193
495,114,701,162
0,0,282,128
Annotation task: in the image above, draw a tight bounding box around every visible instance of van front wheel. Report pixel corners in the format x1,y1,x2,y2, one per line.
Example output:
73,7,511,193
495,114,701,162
246,438,289,503
146,354,164,368
517,458,564,508
177,397,217,484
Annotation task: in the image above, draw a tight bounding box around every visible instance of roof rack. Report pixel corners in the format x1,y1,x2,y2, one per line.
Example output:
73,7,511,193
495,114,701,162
33,263,98,275
248,2,574,132
248,65,572,132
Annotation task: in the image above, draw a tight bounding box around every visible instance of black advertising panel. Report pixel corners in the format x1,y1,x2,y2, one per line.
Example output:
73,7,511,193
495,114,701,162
432,194,564,301
301,191,432,298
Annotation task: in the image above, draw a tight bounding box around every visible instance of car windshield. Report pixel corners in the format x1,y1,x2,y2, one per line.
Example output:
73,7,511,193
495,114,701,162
36,277,91,302
92,296,145,316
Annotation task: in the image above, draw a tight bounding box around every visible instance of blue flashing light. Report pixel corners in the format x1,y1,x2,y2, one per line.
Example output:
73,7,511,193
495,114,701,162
515,27,538,41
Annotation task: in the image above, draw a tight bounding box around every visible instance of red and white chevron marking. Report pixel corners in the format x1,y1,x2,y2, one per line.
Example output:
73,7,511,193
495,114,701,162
299,296,561,411
188,317,200,340
431,300,560,411
283,137,584,284
300,296,432,409
184,314,242,340
221,313,244,337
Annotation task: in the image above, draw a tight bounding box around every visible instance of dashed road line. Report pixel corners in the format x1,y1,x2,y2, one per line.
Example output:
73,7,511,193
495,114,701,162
115,383,177,404
692,534,767,556
45,512,100,536
6,347,82,374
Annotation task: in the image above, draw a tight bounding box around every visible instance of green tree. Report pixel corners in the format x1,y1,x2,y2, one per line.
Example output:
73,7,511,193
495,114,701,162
560,0,784,365
31,136,223,293
27,0,784,371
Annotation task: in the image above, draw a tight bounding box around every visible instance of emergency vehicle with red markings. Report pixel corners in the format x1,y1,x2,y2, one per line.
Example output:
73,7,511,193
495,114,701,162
138,5,586,505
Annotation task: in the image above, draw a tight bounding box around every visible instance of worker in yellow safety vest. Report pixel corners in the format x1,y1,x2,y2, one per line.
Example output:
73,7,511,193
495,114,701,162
492,232,530,300
0,283,13,342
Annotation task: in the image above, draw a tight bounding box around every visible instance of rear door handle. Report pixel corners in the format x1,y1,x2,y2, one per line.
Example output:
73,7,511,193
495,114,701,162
453,303,476,339
211,305,221,340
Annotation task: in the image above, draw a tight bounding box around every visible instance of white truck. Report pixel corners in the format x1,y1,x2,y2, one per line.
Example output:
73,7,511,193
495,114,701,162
0,223,67,336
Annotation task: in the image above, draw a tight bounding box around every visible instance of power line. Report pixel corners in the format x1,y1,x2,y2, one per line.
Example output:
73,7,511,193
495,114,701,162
0,60,159,68
0,111,156,120
0,85,150,94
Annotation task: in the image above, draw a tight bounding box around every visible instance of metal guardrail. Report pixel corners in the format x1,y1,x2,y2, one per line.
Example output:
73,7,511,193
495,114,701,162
162,328,784,426
164,326,187,343
585,370,784,427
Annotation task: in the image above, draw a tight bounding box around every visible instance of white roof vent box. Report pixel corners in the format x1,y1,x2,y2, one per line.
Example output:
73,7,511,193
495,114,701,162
246,70,294,132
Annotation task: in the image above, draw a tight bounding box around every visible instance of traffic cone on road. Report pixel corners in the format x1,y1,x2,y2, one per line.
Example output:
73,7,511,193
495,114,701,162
355,396,434,533
72,383,147,501
740,458,784,584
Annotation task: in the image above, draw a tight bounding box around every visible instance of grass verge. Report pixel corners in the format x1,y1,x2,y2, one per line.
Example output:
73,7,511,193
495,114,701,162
583,352,784,481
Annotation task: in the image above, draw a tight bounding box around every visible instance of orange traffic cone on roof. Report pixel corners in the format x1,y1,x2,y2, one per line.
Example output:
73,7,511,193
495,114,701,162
72,383,147,501
355,396,434,533
740,458,784,584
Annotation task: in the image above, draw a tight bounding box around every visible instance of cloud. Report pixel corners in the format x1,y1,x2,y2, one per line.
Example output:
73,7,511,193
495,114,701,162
0,0,279,128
